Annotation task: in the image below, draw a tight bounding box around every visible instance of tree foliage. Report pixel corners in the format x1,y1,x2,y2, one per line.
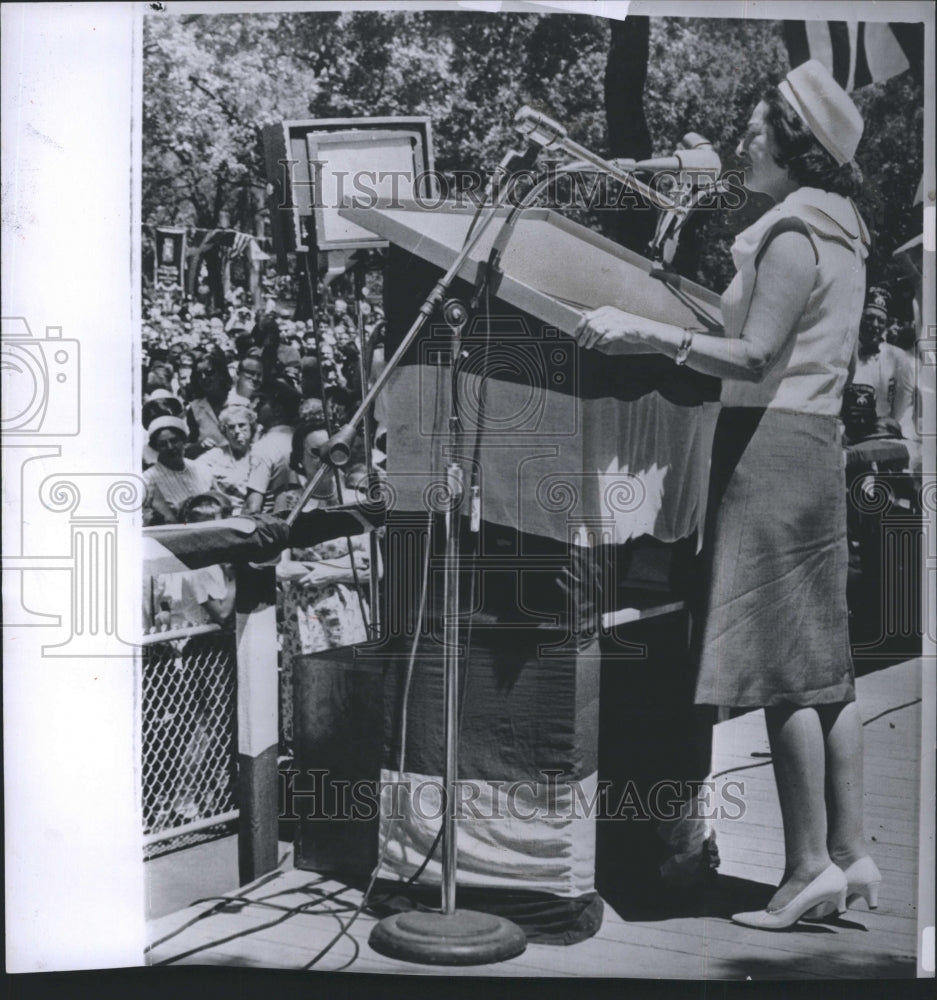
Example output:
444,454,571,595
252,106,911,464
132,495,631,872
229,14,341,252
143,11,923,296
142,11,608,231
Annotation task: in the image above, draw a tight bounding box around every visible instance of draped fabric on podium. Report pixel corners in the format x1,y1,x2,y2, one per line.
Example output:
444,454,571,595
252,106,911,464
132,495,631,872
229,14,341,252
375,208,721,548
380,625,600,895
371,522,606,942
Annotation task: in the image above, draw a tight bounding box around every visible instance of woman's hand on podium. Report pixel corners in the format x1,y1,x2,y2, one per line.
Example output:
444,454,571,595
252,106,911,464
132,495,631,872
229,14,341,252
573,305,676,355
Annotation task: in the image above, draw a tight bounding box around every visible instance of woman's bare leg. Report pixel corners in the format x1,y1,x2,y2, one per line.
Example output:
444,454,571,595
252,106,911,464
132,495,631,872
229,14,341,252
818,701,868,866
764,704,832,909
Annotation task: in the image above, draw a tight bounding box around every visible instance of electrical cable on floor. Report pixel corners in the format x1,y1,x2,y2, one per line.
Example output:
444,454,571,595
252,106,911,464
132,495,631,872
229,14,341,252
151,333,452,972
144,869,285,953
300,509,437,970
149,880,362,966
152,281,521,971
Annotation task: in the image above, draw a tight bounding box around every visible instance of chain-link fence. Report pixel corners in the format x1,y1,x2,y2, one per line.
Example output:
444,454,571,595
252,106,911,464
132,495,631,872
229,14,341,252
141,545,373,860
142,627,238,858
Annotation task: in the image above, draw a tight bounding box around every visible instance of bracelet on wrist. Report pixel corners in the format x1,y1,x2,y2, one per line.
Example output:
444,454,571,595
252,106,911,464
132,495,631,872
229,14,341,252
674,329,694,366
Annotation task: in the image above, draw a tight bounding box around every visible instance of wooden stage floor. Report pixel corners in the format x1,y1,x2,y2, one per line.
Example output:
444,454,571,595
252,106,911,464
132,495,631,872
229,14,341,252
146,657,926,980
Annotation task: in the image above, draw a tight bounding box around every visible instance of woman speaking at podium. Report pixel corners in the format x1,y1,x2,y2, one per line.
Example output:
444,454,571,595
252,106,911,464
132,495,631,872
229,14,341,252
574,60,880,930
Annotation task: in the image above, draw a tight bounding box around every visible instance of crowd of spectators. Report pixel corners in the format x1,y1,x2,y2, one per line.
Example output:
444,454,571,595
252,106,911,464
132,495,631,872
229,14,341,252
141,280,386,526
141,277,383,665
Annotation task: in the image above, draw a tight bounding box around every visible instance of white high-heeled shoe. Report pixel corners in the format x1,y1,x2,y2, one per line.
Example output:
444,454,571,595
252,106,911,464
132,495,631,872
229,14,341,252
731,864,847,930
805,855,882,918
842,855,882,909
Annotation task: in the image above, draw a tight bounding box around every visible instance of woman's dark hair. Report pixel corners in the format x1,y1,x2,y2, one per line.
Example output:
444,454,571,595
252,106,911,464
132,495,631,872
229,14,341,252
142,395,184,429
258,378,302,427
763,88,863,199
234,331,254,359
290,416,328,473
188,347,232,400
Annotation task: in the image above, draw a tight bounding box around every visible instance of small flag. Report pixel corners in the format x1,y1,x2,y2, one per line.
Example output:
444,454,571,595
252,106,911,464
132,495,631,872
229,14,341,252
782,20,923,91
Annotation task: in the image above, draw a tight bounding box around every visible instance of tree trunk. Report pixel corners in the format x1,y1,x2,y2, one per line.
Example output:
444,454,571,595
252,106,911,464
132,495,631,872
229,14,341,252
604,16,656,255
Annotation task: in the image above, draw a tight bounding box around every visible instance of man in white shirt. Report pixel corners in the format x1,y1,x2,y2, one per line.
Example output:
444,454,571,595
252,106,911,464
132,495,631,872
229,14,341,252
846,288,916,449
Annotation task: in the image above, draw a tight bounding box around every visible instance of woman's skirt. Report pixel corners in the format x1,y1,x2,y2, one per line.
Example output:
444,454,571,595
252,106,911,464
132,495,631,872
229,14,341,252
693,407,855,708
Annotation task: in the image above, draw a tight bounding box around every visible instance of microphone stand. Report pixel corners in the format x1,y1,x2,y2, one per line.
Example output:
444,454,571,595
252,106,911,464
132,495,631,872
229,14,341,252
285,169,528,966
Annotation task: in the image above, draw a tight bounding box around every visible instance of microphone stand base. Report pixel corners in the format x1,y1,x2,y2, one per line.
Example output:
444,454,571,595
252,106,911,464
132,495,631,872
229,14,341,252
368,908,527,966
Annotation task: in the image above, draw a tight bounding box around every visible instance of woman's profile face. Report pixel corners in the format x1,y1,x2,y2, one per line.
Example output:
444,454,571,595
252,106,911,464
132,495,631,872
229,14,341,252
736,101,789,197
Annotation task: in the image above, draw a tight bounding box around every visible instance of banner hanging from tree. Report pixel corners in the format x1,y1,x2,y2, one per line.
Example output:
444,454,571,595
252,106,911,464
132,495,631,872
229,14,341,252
154,226,187,289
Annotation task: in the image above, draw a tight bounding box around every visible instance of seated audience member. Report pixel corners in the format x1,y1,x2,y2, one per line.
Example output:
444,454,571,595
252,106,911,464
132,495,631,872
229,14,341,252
142,389,185,469
277,415,339,513
300,355,323,402
185,349,233,455
323,385,354,430
298,395,326,425
230,355,265,407
233,330,255,360
173,352,193,398
143,416,218,525
338,340,362,399
848,288,915,442
194,403,256,513
145,359,176,395
242,379,302,514
278,342,303,392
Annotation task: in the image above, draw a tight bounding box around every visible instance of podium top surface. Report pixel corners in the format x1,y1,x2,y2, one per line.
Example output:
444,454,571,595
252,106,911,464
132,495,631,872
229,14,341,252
340,201,721,334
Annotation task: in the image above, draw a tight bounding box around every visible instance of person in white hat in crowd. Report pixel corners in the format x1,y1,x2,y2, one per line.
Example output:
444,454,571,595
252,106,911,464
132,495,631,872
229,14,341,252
141,388,185,468
574,59,880,929
143,415,220,525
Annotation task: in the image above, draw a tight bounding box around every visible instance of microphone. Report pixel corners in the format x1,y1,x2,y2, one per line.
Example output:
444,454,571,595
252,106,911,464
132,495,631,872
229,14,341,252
322,423,357,467
618,134,721,174
514,105,568,147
